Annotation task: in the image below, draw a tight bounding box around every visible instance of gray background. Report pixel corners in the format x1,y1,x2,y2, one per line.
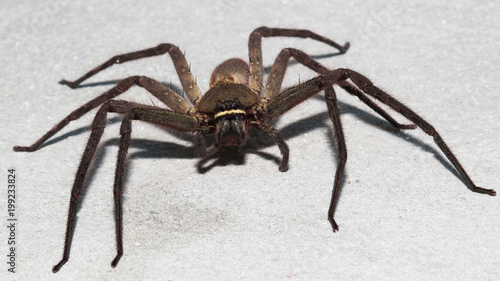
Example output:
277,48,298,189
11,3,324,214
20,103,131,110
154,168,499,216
1,0,499,280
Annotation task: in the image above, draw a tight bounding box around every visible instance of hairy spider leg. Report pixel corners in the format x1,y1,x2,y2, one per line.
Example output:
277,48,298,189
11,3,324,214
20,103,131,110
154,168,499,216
265,68,495,230
52,100,201,272
344,69,496,196
323,87,347,232
59,44,202,105
261,47,418,231
248,26,350,95
13,76,190,152
337,81,417,129
13,27,495,273
264,47,416,129
263,70,349,230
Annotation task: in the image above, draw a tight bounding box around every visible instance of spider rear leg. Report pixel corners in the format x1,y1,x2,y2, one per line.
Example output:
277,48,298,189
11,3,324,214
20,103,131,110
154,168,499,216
345,69,496,196
13,76,190,152
59,43,202,105
264,47,416,130
248,26,350,94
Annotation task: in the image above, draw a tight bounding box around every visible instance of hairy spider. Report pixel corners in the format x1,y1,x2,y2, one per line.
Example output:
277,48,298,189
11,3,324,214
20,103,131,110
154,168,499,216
14,27,495,272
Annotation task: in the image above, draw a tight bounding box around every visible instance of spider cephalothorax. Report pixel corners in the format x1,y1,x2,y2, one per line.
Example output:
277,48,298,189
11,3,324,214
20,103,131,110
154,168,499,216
198,62,260,149
13,26,495,273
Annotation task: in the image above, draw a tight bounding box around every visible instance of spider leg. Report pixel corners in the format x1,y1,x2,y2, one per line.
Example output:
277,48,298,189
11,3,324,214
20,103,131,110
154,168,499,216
111,111,133,268
345,69,496,196
250,121,289,172
265,69,349,118
264,70,350,231
248,26,350,95
264,47,416,129
52,100,200,273
264,68,495,232
112,104,201,268
13,76,191,152
59,43,202,105
52,102,114,273
324,86,347,232
338,81,416,129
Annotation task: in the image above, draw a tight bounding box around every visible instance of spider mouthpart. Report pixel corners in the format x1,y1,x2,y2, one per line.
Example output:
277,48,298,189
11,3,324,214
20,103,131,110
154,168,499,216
214,100,247,147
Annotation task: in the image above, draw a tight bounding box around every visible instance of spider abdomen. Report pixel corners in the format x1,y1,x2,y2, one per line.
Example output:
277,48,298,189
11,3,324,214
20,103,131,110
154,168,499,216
209,58,250,88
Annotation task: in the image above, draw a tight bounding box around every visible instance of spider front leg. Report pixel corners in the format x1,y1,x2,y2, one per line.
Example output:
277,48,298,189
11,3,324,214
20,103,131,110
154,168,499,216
111,103,202,268
59,43,202,105
344,69,496,196
52,100,201,273
263,70,350,231
250,121,289,172
14,75,190,152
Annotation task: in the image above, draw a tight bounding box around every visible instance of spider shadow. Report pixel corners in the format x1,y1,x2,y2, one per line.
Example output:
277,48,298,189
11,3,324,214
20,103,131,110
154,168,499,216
262,52,347,74
58,47,463,192
71,79,123,89
69,80,188,102
52,93,463,192
194,116,329,174
37,116,123,150
56,94,464,191
56,97,465,262
195,145,281,174
328,96,465,187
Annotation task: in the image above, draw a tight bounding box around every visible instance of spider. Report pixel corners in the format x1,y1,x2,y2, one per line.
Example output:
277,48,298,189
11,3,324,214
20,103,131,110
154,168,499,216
14,27,495,273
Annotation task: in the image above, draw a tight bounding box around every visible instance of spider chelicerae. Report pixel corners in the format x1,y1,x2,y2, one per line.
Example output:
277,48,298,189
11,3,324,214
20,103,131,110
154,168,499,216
13,27,495,272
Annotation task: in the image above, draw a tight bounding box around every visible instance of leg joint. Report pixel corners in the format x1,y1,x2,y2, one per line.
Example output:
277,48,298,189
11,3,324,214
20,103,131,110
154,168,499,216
155,43,175,55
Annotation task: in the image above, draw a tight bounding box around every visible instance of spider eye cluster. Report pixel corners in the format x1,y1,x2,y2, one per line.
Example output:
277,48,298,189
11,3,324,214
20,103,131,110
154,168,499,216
197,83,259,114
214,99,246,120
216,99,241,112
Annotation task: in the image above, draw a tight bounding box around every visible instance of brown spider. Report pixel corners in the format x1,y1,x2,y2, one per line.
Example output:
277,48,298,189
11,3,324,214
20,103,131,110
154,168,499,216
13,27,495,273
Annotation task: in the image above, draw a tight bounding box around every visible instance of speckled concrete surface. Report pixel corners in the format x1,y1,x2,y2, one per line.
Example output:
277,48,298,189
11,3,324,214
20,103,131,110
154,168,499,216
1,1,499,280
